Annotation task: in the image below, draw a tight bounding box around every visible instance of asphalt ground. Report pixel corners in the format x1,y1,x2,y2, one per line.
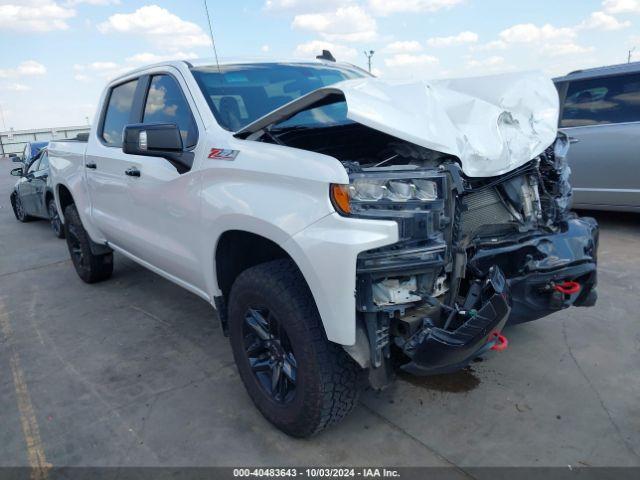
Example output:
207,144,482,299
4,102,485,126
1,159,639,473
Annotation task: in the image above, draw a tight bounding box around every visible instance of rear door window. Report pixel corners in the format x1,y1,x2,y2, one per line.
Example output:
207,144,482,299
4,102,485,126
561,73,640,127
142,74,198,149
101,79,139,146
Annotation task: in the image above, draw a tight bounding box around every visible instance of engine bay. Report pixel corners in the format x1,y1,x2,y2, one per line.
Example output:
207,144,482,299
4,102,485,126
258,120,598,386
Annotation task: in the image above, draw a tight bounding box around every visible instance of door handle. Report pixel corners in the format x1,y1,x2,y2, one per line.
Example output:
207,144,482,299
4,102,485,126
85,162,97,169
569,136,580,144
125,167,141,177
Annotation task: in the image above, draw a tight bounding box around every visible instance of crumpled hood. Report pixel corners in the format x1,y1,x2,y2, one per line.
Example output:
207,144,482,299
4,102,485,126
237,71,559,178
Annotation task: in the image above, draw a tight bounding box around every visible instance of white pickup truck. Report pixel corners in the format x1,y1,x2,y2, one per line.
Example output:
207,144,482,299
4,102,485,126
49,57,599,437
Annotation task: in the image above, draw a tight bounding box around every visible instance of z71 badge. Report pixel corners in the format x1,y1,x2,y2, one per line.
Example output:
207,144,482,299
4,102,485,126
208,148,239,161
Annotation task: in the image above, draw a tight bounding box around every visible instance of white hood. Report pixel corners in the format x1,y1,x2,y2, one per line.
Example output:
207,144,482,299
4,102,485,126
237,71,560,178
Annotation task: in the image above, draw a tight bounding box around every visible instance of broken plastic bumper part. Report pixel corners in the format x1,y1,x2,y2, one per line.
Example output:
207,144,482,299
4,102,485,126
401,266,511,376
469,217,599,324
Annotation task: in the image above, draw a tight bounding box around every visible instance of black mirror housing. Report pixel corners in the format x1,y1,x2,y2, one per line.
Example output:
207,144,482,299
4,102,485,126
122,123,193,173
10,167,23,177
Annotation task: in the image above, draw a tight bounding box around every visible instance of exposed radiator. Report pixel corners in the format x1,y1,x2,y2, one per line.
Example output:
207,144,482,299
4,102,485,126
459,188,516,237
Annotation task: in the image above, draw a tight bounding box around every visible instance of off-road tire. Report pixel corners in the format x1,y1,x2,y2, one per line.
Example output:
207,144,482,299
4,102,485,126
48,199,65,239
228,259,361,437
63,204,113,283
11,193,33,222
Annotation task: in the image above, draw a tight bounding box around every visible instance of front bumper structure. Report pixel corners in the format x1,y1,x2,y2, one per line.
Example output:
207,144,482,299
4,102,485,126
401,265,511,375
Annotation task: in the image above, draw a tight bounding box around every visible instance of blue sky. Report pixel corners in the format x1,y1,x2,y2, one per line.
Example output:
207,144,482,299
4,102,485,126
1,0,639,130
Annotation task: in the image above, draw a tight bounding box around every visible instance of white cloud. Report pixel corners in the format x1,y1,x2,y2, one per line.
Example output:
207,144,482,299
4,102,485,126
471,40,507,52
293,40,358,61
384,53,439,67
368,0,463,16
383,40,423,54
261,44,270,52
73,73,90,82
2,83,31,91
88,61,118,71
541,43,595,57
0,60,47,78
64,0,119,5
578,11,630,30
500,23,576,43
98,5,211,50
427,31,478,47
265,0,355,12
603,0,640,14
467,56,505,68
0,0,75,32
292,5,377,42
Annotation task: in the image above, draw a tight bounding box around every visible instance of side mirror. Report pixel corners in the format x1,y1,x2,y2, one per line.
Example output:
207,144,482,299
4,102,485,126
123,123,193,172
10,167,23,177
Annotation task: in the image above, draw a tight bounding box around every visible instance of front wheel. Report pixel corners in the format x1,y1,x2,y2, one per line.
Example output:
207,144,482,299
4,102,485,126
228,259,362,437
63,204,113,283
48,199,65,239
11,194,32,222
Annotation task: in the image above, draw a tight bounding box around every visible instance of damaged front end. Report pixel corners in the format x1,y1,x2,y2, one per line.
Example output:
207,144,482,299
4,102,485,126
237,73,598,387
341,134,598,386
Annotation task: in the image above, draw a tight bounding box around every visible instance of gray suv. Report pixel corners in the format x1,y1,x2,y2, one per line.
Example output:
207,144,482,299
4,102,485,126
555,62,640,212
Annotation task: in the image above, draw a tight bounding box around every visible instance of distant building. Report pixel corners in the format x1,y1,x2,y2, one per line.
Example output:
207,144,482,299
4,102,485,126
0,125,91,157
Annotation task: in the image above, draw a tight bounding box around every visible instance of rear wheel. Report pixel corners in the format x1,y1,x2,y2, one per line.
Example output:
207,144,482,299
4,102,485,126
228,259,361,437
12,194,32,222
63,204,113,283
48,199,65,239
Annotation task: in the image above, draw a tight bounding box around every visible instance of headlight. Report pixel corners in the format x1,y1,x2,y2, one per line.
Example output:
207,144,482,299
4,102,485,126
331,171,444,216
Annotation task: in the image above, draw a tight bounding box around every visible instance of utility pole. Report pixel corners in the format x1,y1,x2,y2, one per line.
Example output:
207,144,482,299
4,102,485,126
364,50,375,73
0,103,6,131
629,47,636,63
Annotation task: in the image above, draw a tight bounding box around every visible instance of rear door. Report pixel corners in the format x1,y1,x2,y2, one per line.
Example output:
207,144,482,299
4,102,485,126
560,72,640,209
85,77,142,246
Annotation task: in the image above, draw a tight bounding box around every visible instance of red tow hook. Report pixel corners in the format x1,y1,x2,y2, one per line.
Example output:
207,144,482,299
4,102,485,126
490,333,508,352
554,281,581,295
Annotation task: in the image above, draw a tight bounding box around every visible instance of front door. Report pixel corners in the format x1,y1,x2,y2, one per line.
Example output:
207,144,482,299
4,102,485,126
560,72,640,209
20,156,41,215
120,72,204,290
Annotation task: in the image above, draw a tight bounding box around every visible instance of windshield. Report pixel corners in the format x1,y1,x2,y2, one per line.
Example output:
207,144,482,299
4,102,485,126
191,63,366,131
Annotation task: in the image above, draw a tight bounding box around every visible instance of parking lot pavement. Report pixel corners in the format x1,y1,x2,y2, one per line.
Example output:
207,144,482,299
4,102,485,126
1,158,639,470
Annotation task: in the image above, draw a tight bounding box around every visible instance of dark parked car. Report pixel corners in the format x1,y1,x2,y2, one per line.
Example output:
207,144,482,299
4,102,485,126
10,148,64,238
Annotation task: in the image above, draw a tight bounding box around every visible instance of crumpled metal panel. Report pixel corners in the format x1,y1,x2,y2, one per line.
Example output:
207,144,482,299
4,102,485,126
341,72,559,178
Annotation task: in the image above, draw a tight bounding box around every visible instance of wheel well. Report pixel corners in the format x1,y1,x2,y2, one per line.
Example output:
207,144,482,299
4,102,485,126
45,190,54,205
57,184,74,213
215,230,291,300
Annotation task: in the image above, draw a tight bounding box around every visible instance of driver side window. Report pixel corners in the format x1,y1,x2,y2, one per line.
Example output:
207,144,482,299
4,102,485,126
38,152,49,171
143,74,198,149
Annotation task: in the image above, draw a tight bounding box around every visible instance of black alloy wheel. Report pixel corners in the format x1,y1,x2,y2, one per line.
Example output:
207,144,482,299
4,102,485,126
48,200,64,238
243,307,297,404
13,195,30,222
66,221,85,269
63,204,113,283
228,259,361,437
